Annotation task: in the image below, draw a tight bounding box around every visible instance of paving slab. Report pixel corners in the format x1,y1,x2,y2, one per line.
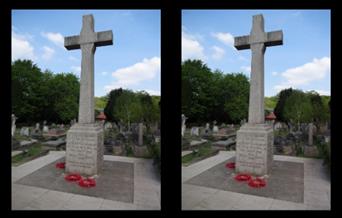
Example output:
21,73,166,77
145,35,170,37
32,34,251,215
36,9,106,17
15,157,134,203
185,157,304,203
12,151,160,210
182,151,330,210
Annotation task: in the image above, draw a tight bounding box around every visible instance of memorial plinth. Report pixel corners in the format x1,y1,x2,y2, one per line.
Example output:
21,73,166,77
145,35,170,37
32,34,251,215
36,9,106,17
236,124,273,175
66,123,104,176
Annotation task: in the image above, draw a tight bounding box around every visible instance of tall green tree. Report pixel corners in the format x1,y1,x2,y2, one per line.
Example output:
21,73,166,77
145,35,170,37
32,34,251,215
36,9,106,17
274,88,293,122
283,90,313,129
104,88,123,124
12,59,80,124
12,59,44,123
181,59,249,124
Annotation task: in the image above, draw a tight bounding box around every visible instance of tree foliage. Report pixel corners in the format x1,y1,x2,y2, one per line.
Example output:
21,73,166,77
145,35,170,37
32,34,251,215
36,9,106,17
12,59,80,124
181,59,249,124
283,90,313,127
104,88,160,127
274,88,330,128
274,88,293,122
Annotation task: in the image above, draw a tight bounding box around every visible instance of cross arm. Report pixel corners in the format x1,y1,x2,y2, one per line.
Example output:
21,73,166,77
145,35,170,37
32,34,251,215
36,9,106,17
94,30,113,47
264,30,283,47
234,35,250,50
64,35,80,50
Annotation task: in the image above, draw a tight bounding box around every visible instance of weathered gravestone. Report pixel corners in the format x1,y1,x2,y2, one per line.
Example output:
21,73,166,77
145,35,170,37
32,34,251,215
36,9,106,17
181,114,187,137
138,122,144,146
308,123,313,146
190,127,199,136
212,125,219,133
12,114,17,136
64,14,113,176
20,127,30,136
234,14,283,176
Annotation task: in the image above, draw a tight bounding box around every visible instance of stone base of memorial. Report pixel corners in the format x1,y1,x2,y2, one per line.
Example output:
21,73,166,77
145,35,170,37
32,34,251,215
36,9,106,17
66,123,104,176
236,123,273,176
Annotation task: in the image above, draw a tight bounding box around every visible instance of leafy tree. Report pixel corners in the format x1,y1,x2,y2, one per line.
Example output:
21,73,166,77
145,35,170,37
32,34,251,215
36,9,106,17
49,73,79,123
104,88,123,124
12,60,80,124
283,90,313,129
182,60,213,124
104,89,160,130
12,59,44,123
181,59,249,124
113,89,141,129
274,88,293,122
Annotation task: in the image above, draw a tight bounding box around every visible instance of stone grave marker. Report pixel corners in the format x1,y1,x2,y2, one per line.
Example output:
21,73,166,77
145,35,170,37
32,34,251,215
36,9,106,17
12,114,17,136
138,122,144,146
190,127,199,136
308,123,313,146
181,114,187,137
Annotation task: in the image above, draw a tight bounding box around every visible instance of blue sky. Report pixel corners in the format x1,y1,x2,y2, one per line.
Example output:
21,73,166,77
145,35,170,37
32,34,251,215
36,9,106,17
12,10,160,97
182,10,330,96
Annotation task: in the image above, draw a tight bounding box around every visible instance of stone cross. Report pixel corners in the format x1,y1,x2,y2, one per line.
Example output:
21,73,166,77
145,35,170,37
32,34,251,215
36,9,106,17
65,14,113,124
235,14,283,124
64,14,112,176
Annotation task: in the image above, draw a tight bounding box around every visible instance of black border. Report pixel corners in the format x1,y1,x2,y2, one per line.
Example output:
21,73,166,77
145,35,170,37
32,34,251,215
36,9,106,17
1,0,339,216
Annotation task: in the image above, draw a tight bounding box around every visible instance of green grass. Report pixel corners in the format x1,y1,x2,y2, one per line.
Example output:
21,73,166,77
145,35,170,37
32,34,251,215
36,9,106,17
12,143,48,166
182,143,217,165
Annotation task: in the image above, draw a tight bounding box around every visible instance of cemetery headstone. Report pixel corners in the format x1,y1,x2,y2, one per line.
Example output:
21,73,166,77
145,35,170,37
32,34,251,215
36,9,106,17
212,125,219,133
43,125,49,133
12,114,17,136
138,122,144,146
235,14,283,176
65,14,113,176
23,127,30,136
190,127,199,136
181,114,187,137
308,123,313,146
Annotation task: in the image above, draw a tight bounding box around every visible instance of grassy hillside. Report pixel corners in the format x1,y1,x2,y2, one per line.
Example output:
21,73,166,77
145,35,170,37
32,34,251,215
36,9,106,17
264,96,278,111
95,96,108,110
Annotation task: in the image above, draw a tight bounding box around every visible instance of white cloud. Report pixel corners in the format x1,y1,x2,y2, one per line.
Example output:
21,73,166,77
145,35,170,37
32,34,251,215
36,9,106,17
12,30,36,61
212,32,235,48
281,57,330,86
41,32,64,48
274,84,293,93
101,71,108,76
272,71,278,76
314,89,330,96
273,57,330,93
42,46,55,60
211,46,225,60
144,89,160,96
105,57,160,92
182,29,205,61
240,66,251,73
71,66,81,75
